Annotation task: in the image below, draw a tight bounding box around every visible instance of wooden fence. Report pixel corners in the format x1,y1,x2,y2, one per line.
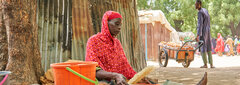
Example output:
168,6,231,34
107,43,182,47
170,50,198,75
37,0,72,71
37,0,146,72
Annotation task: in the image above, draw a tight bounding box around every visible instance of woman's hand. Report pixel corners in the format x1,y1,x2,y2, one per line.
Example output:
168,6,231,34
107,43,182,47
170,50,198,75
137,77,157,84
196,35,200,42
113,73,129,85
96,70,128,85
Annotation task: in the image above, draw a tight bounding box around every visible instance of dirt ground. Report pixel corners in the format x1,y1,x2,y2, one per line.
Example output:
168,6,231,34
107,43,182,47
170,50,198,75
146,54,240,85
147,67,240,85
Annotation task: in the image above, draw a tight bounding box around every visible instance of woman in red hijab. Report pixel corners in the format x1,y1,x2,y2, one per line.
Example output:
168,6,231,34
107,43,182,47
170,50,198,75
215,33,224,56
85,11,136,84
237,43,240,55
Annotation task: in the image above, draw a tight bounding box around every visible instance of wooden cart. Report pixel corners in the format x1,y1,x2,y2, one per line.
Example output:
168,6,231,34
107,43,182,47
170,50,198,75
158,40,203,68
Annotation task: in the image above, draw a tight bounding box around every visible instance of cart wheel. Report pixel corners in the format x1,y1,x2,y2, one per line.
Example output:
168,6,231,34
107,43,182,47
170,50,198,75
158,48,168,67
182,60,191,68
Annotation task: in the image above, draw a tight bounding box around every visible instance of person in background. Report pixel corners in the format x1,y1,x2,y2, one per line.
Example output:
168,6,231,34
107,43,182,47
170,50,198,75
238,37,240,55
237,43,240,55
234,35,238,55
225,37,234,56
215,33,224,56
195,0,215,68
211,38,217,54
238,37,240,44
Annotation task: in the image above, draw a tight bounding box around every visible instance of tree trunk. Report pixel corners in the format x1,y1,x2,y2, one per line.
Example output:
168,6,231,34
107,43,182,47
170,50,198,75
173,19,183,32
0,0,8,71
236,21,240,37
229,21,240,37
229,21,236,37
2,0,43,84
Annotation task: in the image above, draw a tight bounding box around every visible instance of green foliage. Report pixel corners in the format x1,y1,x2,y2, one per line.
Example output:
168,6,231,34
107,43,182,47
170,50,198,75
137,0,150,10
209,0,240,37
137,0,240,38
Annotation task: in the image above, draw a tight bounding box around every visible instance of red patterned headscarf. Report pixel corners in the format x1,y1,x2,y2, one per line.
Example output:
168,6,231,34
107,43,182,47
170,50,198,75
108,12,122,21
215,33,224,52
85,11,136,79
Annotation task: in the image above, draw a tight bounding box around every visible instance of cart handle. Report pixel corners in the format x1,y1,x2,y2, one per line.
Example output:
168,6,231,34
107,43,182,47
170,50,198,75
195,40,204,51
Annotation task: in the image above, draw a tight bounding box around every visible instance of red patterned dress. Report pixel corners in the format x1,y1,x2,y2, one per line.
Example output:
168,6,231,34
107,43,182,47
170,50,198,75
85,11,136,79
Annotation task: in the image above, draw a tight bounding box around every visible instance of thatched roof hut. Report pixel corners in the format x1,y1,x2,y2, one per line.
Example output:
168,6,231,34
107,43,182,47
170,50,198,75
138,10,180,60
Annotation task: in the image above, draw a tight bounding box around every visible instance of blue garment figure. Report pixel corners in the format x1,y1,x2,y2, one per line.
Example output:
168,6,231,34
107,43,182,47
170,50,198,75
197,8,212,52
211,38,216,53
196,0,214,68
234,38,238,46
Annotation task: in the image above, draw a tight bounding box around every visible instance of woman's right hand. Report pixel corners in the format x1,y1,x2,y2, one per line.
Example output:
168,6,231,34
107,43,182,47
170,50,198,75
96,70,128,85
113,73,129,85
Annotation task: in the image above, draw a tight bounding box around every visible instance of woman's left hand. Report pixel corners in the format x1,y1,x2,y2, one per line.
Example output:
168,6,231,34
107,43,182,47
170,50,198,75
137,77,157,84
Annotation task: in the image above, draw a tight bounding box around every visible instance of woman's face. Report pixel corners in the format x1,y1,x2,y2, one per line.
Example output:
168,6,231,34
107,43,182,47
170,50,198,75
108,18,122,37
